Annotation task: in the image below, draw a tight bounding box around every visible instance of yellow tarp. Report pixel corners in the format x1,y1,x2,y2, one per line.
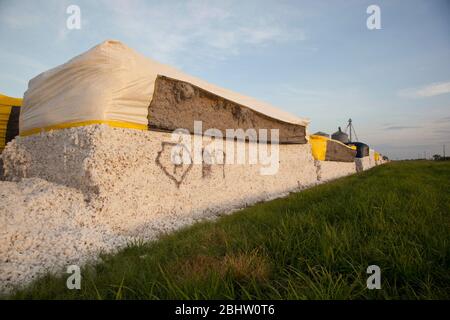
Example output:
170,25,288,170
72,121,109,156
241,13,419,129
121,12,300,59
21,120,148,136
0,93,22,152
374,152,380,161
309,135,328,161
309,134,357,161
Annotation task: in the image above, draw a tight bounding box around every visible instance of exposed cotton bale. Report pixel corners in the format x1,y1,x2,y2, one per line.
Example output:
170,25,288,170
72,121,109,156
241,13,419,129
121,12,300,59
314,160,356,181
1,124,388,293
355,156,372,172
3,125,318,229
0,177,131,293
0,125,322,293
1,40,388,294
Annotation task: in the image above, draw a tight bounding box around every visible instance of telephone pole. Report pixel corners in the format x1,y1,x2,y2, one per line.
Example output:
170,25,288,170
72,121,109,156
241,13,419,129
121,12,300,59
349,119,352,142
345,118,358,142
444,144,446,159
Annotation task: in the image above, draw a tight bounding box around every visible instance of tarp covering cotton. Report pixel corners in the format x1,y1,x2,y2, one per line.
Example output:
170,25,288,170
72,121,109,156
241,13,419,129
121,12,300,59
20,40,309,138
374,152,380,162
309,134,357,162
346,142,369,158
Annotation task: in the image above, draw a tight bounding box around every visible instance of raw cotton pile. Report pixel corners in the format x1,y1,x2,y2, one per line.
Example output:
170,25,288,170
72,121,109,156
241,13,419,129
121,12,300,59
0,173,226,294
369,149,376,167
1,124,319,293
3,125,318,218
314,160,357,181
0,178,129,293
0,40,386,295
355,156,372,172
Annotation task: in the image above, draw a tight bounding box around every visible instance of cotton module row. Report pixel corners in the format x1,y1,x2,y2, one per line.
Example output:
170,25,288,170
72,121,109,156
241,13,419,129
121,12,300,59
1,40,387,172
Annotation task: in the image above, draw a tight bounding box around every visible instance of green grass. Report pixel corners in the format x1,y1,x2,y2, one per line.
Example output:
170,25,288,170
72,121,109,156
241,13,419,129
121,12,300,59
6,161,450,299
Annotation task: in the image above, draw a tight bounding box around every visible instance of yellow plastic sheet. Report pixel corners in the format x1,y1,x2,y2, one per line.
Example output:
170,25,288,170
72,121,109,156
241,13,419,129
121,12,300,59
374,152,380,161
20,120,148,137
309,135,328,161
0,93,22,152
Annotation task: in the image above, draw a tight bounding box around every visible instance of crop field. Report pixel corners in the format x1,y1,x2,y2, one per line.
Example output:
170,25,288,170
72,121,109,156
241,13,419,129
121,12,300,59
6,161,450,300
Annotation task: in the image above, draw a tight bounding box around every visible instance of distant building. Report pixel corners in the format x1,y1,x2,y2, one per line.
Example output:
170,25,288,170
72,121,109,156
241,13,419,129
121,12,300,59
331,127,349,144
312,131,330,138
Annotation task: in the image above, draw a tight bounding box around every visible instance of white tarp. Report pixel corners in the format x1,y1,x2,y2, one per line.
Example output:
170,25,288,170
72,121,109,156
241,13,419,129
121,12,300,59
21,40,309,135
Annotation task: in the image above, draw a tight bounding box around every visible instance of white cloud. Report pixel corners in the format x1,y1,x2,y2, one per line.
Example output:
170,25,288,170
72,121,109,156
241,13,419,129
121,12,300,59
102,0,305,63
398,81,450,98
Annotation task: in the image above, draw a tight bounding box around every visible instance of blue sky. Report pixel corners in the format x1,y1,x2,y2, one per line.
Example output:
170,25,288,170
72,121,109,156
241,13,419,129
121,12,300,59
0,0,449,159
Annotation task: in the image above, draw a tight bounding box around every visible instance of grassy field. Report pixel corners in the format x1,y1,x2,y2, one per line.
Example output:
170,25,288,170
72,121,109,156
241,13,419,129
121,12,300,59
7,161,450,299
